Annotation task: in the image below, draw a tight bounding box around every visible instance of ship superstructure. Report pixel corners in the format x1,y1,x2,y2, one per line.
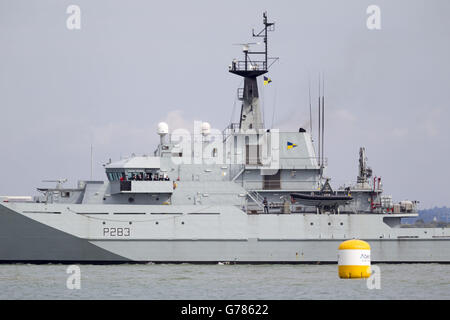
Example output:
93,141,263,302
1,13,449,263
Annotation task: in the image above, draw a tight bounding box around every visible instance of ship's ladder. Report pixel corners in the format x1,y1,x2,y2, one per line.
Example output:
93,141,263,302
247,190,265,209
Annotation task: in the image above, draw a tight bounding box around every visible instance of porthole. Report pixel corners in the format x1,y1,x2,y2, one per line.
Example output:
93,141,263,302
128,197,134,203
310,222,314,226
328,222,331,226
340,222,343,226
155,221,159,225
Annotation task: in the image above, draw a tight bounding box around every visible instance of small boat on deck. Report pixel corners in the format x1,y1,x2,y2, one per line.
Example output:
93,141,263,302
290,192,353,208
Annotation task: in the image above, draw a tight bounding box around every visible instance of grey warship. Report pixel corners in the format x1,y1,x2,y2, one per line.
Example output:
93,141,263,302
1,13,449,263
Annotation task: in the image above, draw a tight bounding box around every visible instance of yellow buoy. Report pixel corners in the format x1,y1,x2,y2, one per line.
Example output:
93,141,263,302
338,239,371,279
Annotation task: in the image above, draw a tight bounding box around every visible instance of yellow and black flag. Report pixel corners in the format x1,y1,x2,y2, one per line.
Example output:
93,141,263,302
263,76,272,85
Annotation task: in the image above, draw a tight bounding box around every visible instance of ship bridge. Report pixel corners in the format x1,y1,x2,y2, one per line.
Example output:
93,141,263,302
105,156,173,195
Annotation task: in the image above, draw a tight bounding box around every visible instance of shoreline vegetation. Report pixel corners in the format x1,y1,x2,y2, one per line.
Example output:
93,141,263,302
401,206,450,228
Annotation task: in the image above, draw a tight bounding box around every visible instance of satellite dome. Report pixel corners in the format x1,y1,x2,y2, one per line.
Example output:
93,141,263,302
157,122,169,136
201,122,211,135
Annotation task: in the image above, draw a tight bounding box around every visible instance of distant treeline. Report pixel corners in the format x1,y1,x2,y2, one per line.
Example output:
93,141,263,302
402,206,450,227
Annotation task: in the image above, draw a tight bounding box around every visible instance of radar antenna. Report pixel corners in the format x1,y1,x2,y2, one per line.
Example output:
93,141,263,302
42,179,68,189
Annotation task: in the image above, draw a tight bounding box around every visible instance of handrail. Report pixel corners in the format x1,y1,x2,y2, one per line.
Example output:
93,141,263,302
231,165,245,182
230,61,267,72
247,190,264,209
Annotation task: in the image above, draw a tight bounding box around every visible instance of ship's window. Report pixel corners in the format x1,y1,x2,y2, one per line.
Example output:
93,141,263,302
340,222,344,226
328,222,331,226
61,191,70,198
109,172,121,181
310,222,314,226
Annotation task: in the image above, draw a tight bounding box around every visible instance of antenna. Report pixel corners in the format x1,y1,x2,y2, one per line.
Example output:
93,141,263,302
90,144,93,180
318,74,321,168
230,11,278,75
308,76,312,137
321,74,325,169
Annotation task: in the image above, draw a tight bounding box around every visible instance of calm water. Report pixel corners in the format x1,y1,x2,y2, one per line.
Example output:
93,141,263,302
0,264,449,300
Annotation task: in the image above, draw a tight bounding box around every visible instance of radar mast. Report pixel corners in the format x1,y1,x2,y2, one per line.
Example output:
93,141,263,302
229,12,277,131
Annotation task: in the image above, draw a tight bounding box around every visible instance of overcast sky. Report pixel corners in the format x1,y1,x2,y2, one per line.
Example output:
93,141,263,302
1,0,449,209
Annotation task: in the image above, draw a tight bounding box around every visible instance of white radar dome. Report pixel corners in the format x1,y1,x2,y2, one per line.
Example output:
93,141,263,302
157,122,169,136
201,122,211,135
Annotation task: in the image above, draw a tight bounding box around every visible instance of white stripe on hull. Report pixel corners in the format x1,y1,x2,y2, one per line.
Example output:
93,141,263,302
90,239,450,263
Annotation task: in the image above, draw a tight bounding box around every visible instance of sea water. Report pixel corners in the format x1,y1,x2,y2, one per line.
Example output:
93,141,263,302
0,263,449,300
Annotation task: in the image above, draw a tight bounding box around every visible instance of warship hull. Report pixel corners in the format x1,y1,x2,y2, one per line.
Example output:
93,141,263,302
2,202,449,263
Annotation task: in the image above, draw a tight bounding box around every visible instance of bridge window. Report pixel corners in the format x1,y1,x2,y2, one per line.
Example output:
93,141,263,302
107,172,125,181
